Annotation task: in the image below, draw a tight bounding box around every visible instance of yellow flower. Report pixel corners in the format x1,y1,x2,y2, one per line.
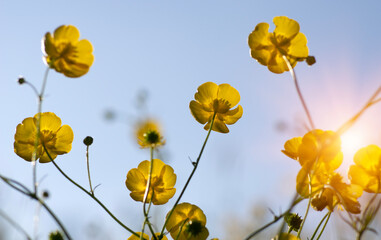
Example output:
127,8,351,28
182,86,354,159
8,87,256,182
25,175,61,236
282,130,343,172
297,169,362,213
189,82,243,133
166,203,209,240
127,232,168,240
248,16,309,74
125,159,176,205
42,25,94,78
14,112,74,163
272,233,301,240
349,145,381,193
135,119,165,148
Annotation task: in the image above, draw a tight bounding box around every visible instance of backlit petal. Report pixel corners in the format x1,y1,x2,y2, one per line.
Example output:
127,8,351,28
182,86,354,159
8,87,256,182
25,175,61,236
194,82,218,104
190,100,212,124
217,84,240,107
273,16,300,39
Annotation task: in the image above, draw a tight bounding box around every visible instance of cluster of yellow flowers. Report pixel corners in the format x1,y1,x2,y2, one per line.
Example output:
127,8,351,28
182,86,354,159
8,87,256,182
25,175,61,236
10,16,381,240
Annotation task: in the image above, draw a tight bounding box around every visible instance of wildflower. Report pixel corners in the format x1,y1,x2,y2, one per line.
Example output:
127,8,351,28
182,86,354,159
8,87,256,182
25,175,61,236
248,16,309,74
297,169,362,213
42,25,94,78
272,233,301,240
282,130,342,172
284,213,302,232
189,82,243,133
135,119,165,148
126,159,176,205
166,202,209,240
127,233,168,240
349,145,381,193
14,112,74,163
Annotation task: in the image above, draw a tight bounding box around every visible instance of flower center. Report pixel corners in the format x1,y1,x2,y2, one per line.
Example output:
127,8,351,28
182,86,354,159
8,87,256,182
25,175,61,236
185,220,203,236
40,129,57,149
212,99,231,114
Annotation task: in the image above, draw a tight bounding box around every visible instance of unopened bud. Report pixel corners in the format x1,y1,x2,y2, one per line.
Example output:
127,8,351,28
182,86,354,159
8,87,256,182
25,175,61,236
83,136,93,146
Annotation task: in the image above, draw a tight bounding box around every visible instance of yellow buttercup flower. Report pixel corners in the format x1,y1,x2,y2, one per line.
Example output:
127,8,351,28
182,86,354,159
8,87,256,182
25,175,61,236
248,16,309,74
14,112,74,163
125,159,176,205
189,82,243,133
282,129,343,172
297,169,362,213
127,232,168,240
135,119,165,148
349,145,381,193
166,203,209,240
42,25,94,78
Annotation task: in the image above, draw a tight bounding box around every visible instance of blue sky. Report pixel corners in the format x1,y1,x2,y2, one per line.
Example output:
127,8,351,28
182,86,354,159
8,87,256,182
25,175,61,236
1,1,381,239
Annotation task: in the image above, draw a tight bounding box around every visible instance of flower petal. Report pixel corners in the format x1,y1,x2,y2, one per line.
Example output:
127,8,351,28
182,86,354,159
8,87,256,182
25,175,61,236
194,82,218,104
126,168,147,193
273,16,300,39
53,25,80,42
190,100,212,124
288,33,309,58
36,112,62,132
282,137,302,160
217,84,240,108
224,105,243,125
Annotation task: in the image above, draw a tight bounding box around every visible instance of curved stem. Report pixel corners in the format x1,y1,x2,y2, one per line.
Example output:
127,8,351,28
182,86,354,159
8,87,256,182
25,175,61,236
160,113,217,237
316,212,331,240
310,212,329,240
43,145,139,237
337,86,381,135
0,209,32,240
282,55,316,130
86,145,94,195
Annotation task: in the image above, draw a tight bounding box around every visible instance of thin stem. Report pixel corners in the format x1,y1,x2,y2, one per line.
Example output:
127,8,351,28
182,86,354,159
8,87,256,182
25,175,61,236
310,212,329,240
283,55,316,130
244,197,304,240
43,144,139,237
141,147,157,240
0,209,32,240
337,86,381,135
86,145,94,195
160,113,216,237
316,212,331,240
0,174,72,240
32,67,50,194
297,180,313,238
175,219,189,240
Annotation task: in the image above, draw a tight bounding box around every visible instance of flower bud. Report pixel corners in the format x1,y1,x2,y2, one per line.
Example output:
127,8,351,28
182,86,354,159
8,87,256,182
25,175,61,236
83,136,93,146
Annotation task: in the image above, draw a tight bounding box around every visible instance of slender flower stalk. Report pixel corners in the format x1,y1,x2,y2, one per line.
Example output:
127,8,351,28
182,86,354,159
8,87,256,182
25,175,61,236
310,212,330,240
31,67,50,194
282,55,315,130
86,144,94,195
160,113,217,237
316,212,331,240
42,144,139,237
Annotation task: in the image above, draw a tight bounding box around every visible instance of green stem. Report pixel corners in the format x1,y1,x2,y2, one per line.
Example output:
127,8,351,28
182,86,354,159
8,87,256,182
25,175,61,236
316,212,331,240
337,86,381,135
282,55,316,130
32,67,50,194
86,145,94,195
43,144,139,237
160,113,217,237
297,180,313,238
141,147,157,240
310,212,330,240
0,174,72,240
175,219,189,240
0,209,32,240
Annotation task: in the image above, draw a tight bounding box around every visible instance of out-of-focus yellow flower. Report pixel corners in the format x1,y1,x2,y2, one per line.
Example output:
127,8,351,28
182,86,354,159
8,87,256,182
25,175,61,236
349,145,381,193
282,130,343,172
297,169,362,213
42,25,94,78
189,82,243,133
125,159,176,205
14,112,74,163
127,232,168,240
272,233,301,240
166,202,209,240
248,16,309,74
135,119,165,148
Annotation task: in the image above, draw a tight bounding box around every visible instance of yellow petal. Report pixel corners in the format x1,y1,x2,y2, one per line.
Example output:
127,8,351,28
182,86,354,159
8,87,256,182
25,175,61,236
153,188,176,205
151,159,166,177
53,25,80,42
224,105,243,125
217,84,240,108
288,33,309,58
54,125,74,154
161,165,177,188
204,118,229,133
36,112,62,132
273,16,300,40
248,23,273,66
190,100,212,124
14,117,36,143
282,137,302,160
267,51,290,74
126,168,147,193
354,145,381,169
194,82,218,104
39,151,57,163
